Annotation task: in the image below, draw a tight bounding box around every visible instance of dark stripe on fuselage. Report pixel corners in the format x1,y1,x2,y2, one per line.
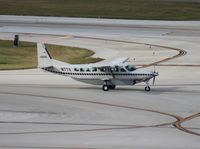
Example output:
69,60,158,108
42,68,152,76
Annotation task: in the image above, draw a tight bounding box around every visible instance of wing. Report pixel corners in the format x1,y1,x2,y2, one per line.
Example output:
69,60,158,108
93,57,129,68
109,57,129,66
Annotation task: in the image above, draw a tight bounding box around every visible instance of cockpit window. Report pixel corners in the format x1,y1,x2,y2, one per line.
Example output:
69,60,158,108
125,65,136,72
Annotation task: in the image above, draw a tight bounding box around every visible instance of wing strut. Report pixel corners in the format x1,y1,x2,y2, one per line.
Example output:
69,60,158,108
107,67,115,79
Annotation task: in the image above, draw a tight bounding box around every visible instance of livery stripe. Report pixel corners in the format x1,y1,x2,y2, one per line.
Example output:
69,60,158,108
42,68,151,76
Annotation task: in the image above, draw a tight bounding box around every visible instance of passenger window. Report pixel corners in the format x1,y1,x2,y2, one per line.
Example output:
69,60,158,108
114,67,119,72
92,67,97,72
120,68,126,72
86,68,90,72
100,68,106,72
80,68,84,72
111,67,115,72
74,68,79,71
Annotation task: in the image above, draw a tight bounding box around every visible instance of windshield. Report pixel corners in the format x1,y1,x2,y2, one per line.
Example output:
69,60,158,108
125,65,136,72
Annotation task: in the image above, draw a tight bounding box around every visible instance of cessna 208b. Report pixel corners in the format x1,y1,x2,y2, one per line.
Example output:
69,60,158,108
37,43,159,91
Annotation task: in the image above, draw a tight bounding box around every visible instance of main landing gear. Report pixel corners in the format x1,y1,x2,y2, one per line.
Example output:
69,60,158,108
102,85,116,91
102,81,116,91
102,81,151,91
102,85,109,91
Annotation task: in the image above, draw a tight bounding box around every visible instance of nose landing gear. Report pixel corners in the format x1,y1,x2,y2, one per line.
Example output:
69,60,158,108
145,81,151,92
145,86,151,92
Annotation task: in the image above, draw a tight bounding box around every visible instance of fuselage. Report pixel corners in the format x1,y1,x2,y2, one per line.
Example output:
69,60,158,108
42,61,156,86
37,43,158,91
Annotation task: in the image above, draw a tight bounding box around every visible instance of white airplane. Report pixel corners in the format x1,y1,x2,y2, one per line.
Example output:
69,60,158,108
37,43,158,91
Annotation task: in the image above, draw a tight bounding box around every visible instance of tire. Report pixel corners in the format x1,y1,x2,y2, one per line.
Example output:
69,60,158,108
102,85,109,91
145,86,151,92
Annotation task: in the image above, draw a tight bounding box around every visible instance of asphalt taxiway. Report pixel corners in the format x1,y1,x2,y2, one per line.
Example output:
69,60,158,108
0,16,200,149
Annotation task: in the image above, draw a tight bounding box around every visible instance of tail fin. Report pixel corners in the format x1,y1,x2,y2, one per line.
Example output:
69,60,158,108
37,43,53,68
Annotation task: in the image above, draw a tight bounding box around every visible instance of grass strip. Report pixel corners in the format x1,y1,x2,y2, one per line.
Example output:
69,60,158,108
0,40,102,70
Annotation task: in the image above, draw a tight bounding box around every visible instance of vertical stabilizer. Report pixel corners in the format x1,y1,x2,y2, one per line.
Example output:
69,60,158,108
37,43,52,68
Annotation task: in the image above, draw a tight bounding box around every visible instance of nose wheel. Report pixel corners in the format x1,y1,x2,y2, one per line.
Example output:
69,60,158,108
145,86,151,92
145,81,151,92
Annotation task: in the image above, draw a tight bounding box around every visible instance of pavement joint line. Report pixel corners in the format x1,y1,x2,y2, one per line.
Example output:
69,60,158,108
0,125,172,135
1,21,200,31
0,91,181,135
174,113,200,136
0,120,136,127
0,145,98,149
0,33,187,69
62,35,187,68
41,35,73,42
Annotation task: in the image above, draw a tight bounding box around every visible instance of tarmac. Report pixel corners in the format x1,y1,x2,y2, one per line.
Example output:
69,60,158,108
0,15,200,149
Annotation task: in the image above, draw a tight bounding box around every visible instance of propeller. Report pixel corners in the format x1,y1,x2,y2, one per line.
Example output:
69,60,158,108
152,65,158,86
153,75,156,86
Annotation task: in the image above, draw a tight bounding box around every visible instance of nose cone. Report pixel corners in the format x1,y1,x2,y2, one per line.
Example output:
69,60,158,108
152,71,159,76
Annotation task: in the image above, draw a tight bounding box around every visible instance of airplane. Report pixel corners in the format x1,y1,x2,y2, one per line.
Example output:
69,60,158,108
37,43,159,91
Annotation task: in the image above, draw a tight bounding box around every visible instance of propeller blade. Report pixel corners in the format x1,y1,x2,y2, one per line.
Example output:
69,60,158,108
153,76,155,86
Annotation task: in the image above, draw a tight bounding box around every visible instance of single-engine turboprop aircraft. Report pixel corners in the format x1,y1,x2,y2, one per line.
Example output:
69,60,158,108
37,43,158,91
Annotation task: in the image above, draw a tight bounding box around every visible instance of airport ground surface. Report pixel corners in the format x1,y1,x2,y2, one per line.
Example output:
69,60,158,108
0,16,200,149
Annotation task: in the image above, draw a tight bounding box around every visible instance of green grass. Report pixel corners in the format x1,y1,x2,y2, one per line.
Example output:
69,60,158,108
0,40,102,70
0,0,200,20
